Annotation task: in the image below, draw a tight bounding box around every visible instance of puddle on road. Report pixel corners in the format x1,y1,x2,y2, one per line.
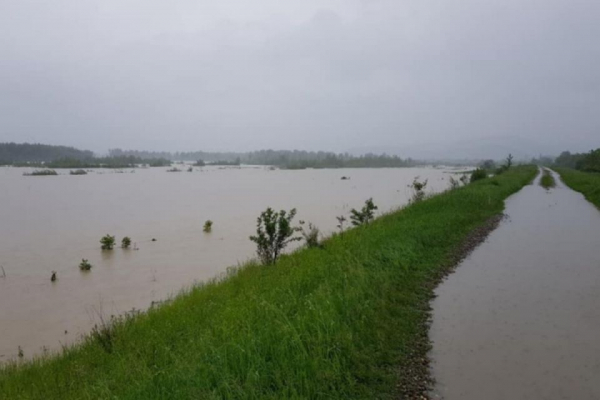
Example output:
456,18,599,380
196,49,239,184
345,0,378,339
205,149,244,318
429,170,600,399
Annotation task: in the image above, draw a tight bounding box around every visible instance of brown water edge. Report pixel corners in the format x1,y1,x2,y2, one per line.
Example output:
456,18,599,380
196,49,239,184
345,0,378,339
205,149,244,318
0,165,467,361
428,170,600,399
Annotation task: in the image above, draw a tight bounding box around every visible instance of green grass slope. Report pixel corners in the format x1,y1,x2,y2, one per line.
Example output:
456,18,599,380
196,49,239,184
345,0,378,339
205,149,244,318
0,166,537,400
555,168,600,209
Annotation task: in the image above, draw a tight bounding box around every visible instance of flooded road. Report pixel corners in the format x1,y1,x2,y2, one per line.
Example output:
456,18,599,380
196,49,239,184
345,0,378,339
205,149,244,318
429,170,600,399
0,165,462,361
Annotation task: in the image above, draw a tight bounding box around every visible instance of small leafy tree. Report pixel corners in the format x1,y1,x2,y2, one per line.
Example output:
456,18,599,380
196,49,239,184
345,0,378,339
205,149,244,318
410,178,428,202
350,198,378,226
79,259,92,271
121,237,131,248
100,235,116,250
203,220,213,233
459,174,469,186
249,208,301,265
299,220,320,248
496,154,514,175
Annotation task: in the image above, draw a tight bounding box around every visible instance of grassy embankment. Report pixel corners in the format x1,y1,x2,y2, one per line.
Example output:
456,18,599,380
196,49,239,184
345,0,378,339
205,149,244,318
0,166,537,399
540,169,556,189
555,168,600,208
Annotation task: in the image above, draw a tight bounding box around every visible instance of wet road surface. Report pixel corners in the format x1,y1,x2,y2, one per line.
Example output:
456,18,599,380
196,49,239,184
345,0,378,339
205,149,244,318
429,170,600,399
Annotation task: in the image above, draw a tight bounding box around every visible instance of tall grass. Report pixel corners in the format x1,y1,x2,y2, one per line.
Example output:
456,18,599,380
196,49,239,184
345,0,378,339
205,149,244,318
555,168,600,208
0,166,537,399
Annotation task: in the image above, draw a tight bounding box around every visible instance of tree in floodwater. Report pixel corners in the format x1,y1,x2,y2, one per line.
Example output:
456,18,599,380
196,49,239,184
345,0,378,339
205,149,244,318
79,259,92,271
121,237,132,249
250,208,301,265
100,235,116,250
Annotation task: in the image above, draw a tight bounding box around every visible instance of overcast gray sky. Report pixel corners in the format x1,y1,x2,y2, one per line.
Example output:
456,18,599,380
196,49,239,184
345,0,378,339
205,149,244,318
1,0,598,157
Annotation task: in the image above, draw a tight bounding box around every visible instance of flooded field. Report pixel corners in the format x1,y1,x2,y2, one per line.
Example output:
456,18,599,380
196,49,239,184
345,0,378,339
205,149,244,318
0,165,462,361
429,170,600,399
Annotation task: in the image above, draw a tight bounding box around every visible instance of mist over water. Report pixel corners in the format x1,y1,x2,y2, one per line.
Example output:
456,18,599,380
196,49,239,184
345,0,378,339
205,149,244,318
0,165,465,360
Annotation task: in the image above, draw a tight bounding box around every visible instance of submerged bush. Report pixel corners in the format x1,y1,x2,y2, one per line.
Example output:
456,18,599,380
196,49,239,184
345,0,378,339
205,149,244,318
70,169,87,175
100,235,116,250
350,198,378,226
470,168,488,182
121,237,132,249
249,208,301,265
79,259,92,271
203,220,213,233
24,169,58,176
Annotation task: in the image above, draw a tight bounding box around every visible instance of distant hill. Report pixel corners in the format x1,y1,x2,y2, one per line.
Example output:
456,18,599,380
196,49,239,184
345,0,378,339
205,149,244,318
0,142,94,164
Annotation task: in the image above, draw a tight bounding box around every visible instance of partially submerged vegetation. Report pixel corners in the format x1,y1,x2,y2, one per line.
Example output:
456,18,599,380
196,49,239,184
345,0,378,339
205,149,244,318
121,237,132,249
100,235,116,250
0,166,536,399
23,169,58,176
555,168,600,209
78,259,92,271
540,169,556,189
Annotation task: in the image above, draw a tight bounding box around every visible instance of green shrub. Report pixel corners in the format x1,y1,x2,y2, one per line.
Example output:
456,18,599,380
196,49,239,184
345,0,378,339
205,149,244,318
203,220,213,233
100,235,116,250
410,178,428,202
350,198,378,226
79,259,92,271
470,168,488,182
299,221,321,248
121,237,132,249
249,208,301,265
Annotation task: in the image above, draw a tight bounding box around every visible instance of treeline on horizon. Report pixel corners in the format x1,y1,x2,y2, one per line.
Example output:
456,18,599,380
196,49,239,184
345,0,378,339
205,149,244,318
533,148,600,173
0,143,416,169
0,143,171,168
109,148,416,169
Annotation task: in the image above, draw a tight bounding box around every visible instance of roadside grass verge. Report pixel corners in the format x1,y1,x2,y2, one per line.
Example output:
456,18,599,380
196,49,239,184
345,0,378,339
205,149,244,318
540,169,556,189
555,168,600,209
0,166,537,400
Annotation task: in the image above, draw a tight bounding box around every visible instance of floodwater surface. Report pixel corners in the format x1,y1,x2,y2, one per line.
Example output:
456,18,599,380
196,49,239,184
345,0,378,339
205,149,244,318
0,165,462,360
429,170,600,399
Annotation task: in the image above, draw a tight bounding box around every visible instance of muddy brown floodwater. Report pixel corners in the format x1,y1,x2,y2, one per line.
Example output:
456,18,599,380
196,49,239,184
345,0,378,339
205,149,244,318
429,169,600,399
0,165,465,361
